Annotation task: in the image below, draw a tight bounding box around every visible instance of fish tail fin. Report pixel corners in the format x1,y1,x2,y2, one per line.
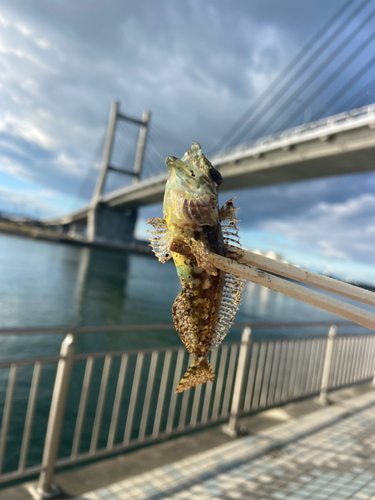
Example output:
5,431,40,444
175,359,215,393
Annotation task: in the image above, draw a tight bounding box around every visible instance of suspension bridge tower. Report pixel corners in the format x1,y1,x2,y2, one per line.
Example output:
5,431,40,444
87,101,150,244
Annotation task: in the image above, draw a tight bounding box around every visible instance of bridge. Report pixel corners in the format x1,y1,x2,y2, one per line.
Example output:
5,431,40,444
43,102,375,246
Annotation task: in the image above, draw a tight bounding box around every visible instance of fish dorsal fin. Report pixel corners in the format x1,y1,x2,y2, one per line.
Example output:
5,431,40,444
213,199,245,348
147,218,172,263
219,198,241,249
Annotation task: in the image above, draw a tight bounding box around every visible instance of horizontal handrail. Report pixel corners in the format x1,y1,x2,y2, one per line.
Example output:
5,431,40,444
0,323,176,336
0,320,355,336
0,333,372,368
0,355,60,368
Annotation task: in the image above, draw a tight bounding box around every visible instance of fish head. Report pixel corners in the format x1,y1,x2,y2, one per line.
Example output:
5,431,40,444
164,142,222,227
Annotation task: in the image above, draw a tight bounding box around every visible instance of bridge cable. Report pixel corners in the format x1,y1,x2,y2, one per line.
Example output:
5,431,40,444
342,78,375,111
145,129,171,173
232,0,375,145
101,128,131,192
114,124,132,157
141,148,162,178
148,124,187,165
276,21,375,132
71,130,106,210
217,0,371,149
146,138,168,175
152,121,187,150
209,0,359,152
112,123,136,169
141,160,156,179
147,129,168,164
311,53,375,120
141,128,167,177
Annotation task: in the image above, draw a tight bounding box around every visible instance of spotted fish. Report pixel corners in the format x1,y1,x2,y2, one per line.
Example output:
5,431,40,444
148,142,244,393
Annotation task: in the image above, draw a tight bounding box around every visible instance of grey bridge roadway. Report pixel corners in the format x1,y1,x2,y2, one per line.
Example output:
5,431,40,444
45,104,375,227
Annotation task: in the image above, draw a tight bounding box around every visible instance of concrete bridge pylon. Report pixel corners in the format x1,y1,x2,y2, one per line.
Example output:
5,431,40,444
87,101,150,244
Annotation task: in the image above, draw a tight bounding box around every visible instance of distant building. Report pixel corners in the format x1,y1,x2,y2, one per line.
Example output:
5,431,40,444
252,249,283,262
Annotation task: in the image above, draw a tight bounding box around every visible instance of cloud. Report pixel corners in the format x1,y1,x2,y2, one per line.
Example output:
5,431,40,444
262,192,375,265
318,240,347,260
0,154,31,180
0,185,64,217
54,153,84,176
219,170,375,228
0,113,54,149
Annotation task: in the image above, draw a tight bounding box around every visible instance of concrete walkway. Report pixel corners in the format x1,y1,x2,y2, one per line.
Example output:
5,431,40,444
73,390,375,500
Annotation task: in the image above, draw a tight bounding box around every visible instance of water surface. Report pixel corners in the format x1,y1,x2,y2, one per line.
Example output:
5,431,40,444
0,233,366,474
0,233,358,362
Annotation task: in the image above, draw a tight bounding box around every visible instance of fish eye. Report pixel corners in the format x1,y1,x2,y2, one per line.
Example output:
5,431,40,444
209,168,222,187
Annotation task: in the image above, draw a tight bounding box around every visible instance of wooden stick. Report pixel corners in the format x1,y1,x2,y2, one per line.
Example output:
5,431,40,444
227,246,375,308
209,253,375,332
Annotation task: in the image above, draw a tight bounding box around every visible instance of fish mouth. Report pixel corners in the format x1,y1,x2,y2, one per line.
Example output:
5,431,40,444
165,156,186,170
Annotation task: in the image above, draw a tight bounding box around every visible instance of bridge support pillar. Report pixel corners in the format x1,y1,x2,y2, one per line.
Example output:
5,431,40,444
87,204,137,244
68,221,86,238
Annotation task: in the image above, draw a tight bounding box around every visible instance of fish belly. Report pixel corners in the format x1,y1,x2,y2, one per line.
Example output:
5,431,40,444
172,252,224,357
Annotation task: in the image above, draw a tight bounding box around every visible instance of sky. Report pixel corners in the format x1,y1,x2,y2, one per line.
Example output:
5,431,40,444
0,0,375,284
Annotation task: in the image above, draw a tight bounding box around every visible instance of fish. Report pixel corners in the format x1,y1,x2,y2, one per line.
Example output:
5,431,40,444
148,142,244,393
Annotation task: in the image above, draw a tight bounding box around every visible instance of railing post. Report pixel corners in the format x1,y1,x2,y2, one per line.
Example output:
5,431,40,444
29,334,75,500
222,327,252,437
318,325,337,406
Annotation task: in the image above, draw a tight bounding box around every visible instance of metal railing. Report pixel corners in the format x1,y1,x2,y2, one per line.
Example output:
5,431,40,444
211,103,375,164
0,322,374,498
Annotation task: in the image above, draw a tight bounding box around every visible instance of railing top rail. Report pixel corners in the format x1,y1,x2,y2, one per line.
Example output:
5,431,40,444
0,320,358,336
74,344,183,360
74,341,243,361
0,355,61,368
0,332,373,368
0,323,175,336
210,103,375,163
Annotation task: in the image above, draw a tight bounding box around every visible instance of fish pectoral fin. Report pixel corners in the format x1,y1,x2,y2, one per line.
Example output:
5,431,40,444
147,217,172,263
219,198,239,222
220,198,242,252
170,238,192,257
190,239,218,276
175,359,215,393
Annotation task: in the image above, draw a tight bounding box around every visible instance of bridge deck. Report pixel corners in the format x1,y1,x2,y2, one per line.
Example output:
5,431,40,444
44,105,375,226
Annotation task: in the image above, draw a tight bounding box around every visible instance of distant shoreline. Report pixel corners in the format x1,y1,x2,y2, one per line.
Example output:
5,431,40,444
0,219,152,255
